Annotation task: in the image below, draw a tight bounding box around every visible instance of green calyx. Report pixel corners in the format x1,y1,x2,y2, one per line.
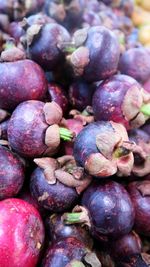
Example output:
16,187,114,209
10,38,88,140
140,103,150,117
59,127,73,141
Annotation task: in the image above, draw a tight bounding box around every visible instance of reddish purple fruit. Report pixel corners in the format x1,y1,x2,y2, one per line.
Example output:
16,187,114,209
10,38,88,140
47,83,68,114
69,80,94,111
128,180,150,236
110,231,142,261
0,198,45,267
119,48,150,84
42,237,87,267
64,181,135,242
68,26,120,82
0,59,48,110
46,213,93,248
0,145,25,199
128,129,150,177
30,166,78,212
7,100,70,158
74,121,134,177
92,74,150,129
25,23,70,71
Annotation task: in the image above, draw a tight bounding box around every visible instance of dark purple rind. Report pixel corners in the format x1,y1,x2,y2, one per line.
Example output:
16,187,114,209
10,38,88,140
74,121,113,167
0,59,48,110
0,146,25,199
119,48,150,84
116,255,148,267
83,26,120,82
8,100,48,158
47,83,68,114
30,167,78,212
110,232,141,261
0,118,9,140
69,80,94,111
92,74,141,129
28,23,70,71
127,181,150,236
42,237,86,267
82,180,135,241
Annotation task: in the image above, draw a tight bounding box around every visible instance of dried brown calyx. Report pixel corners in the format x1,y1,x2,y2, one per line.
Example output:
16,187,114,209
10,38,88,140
85,121,134,177
34,155,92,194
69,106,94,125
43,102,74,156
122,86,150,129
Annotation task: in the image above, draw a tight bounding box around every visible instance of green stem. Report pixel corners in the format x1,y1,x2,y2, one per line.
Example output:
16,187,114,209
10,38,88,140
59,127,73,142
140,103,150,117
66,260,85,267
63,212,83,224
113,146,130,159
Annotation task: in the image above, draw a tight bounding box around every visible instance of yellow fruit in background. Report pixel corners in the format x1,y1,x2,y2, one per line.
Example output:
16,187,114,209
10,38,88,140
136,0,150,11
132,6,150,26
138,24,150,45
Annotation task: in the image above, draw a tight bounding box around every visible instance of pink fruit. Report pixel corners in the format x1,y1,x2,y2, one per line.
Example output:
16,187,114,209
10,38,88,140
0,198,45,267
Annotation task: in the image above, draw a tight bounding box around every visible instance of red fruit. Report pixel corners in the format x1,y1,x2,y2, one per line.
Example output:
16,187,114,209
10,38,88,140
0,198,45,267
0,59,48,110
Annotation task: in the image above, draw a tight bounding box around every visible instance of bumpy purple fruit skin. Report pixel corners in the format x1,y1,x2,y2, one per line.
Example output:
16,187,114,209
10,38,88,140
0,146,25,199
30,167,78,212
0,59,48,110
128,181,150,236
69,80,94,111
28,23,70,71
82,181,135,241
92,74,141,129
42,237,86,267
8,100,48,158
83,26,120,82
74,121,113,167
119,48,150,84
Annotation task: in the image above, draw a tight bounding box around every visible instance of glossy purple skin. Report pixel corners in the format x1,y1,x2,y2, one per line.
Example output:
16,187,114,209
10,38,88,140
128,181,150,236
46,214,91,247
116,255,148,267
128,129,150,165
74,121,113,168
28,23,70,71
0,119,9,139
110,232,141,261
69,81,94,111
0,146,25,200
82,26,120,82
119,48,150,84
30,167,78,212
9,22,25,43
8,100,48,158
42,237,86,267
47,83,68,114
141,122,150,136
82,181,135,241
92,74,141,129
0,59,48,110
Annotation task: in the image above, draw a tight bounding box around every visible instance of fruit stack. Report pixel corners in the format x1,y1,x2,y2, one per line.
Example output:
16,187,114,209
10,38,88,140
0,0,150,266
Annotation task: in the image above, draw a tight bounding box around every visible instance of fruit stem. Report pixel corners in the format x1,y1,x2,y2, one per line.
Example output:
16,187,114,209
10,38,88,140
59,127,74,141
63,212,83,224
63,206,91,226
140,103,150,117
113,146,130,158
